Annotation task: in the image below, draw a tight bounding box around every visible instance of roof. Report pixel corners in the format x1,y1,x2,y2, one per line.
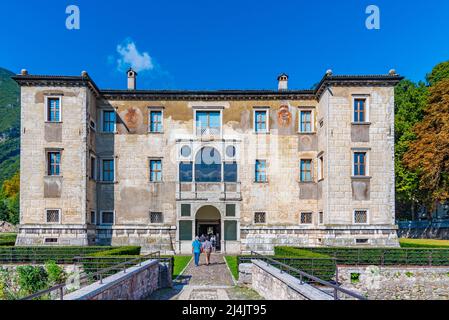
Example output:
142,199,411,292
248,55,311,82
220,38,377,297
12,72,403,101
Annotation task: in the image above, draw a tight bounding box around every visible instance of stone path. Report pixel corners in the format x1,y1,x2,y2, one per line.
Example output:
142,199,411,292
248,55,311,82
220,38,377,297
147,254,262,300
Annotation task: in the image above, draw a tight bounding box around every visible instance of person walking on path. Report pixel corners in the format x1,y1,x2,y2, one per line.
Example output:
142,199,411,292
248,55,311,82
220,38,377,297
192,236,202,267
202,236,213,266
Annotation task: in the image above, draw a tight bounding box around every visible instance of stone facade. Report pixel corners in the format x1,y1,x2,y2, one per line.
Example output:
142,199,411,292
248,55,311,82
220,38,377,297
13,70,401,254
338,265,449,300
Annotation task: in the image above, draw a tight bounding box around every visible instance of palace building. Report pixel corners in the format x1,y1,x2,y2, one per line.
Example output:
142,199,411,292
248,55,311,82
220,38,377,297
13,68,402,254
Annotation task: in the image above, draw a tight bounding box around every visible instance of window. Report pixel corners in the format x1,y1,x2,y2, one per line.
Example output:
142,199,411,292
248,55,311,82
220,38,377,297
150,212,163,224
102,110,116,133
179,221,193,241
354,210,368,224
90,155,97,180
254,212,266,224
46,209,61,223
354,99,366,123
224,162,238,183
181,204,191,217
195,147,221,182
90,211,96,224
255,160,267,183
150,160,162,182
226,204,236,217
47,97,61,122
149,111,163,133
179,162,193,182
318,156,324,180
254,110,268,133
102,159,115,182
47,152,61,176
353,152,367,176
319,211,324,225
45,238,58,244
301,212,313,224
356,239,369,244
101,211,114,225
300,111,312,133
196,111,221,136
300,159,313,182
224,221,237,241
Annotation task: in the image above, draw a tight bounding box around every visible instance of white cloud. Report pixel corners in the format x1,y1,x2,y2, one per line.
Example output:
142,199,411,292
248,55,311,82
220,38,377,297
116,39,154,72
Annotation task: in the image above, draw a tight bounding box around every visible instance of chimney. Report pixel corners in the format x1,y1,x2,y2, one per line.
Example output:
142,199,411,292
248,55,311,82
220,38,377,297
21,69,28,76
127,68,137,90
277,73,288,91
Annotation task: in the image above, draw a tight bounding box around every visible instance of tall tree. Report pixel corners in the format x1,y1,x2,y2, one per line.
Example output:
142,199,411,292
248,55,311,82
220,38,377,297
403,78,449,214
426,60,449,86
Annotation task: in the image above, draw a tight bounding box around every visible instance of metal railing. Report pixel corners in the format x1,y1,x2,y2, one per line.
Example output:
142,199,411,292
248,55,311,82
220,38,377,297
21,251,162,301
250,251,367,300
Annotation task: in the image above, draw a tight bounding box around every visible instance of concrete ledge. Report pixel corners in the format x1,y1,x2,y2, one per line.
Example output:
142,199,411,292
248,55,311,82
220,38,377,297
64,259,159,300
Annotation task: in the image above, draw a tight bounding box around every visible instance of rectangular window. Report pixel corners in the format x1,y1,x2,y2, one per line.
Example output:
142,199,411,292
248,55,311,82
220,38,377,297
101,211,114,225
102,110,116,133
354,152,367,176
301,212,313,224
46,209,61,223
196,111,221,136
254,110,268,133
47,152,61,176
224,162,238,182
319,211,324,225
90,156,96,180
226,204,236,217
47,97,61,122
102,159,115,182
179,221,193,241
300,159,313,182
181,204,191,217
150,160,162,182
179,162,193,182
354,99,366,123
254,212,266,224
255,160,267,183
300,111,312,132
150,111,163,133
90,211,96,225
354,210,368,224
318,156,324,180
150,212,163,224
224,221,238,241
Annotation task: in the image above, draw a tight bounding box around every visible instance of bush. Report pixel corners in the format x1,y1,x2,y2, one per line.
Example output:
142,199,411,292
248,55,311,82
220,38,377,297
274,247,332,258
45,261,67,285
16,265,48,296
88,246,141,257
81,246,142,276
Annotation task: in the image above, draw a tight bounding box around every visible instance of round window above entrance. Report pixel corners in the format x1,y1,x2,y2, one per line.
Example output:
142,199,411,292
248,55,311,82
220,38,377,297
180,146,192,157
226,146,236,158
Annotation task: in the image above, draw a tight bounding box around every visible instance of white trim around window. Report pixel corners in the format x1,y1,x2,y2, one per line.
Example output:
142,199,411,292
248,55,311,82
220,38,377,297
148,107,164,133
351,149,370,177
100,210,115,226
353,209,369,225
253,107,270,134
44,96,62,123
298,108,315,133
100,158,116,182
352,94,370,123
193,108,224,137
45,209,61,224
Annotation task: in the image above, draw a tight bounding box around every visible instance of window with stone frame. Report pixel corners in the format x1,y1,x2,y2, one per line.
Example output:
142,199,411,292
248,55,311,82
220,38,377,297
301,212,313,224
102,110,116,133
353,152,367,176
181,204,191,217
101,211,114,225
47,97,61,122
149,110,163,133
255,160,267,182
46,209,61,223
254,212,266,224
150,160,163,182
226,204,236,217
150,212,163,224
300,159,313,182
47,151,61,176
354,98,366,123
354,210,368,224
254,110,268,133
300,110,313,133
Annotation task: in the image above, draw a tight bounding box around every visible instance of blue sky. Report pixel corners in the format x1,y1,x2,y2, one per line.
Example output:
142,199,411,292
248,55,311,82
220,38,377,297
1,0,448,90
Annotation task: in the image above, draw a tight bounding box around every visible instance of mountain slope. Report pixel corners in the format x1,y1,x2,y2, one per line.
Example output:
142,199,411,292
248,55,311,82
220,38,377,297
0,68,20,184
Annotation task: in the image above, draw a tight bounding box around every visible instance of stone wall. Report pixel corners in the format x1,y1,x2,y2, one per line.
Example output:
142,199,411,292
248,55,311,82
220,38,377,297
338,265,449,300
249,260,332,300
64,259,171,300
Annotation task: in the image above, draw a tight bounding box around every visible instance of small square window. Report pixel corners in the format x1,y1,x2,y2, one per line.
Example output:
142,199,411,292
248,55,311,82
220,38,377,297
254,212,266,224
101,211,114,225
46,209,61,223
226,204,236,217
181,204,191,217
354,210,368,224
150,212,163,224
301,212,313,224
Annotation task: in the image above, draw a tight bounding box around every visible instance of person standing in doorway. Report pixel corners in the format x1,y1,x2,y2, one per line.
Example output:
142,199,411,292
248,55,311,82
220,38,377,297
202,236,213,266
192,236,202,267
210,234,217,252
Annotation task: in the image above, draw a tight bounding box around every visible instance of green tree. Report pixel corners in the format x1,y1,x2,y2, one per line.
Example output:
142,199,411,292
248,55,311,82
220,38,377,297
426,60,449,86
16,265,48,296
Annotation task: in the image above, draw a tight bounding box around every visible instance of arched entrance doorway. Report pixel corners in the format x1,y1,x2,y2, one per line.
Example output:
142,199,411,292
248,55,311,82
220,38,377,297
196,205,222,252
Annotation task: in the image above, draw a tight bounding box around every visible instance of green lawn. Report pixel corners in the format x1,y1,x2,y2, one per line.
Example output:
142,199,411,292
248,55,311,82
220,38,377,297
0,233,17,246
225,256,239,281
173,256,192,279
400,238,449,248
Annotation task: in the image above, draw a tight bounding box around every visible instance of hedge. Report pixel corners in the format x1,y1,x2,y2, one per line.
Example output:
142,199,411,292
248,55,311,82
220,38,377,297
274,247,333,258
0,233,17,247
399,238,449,248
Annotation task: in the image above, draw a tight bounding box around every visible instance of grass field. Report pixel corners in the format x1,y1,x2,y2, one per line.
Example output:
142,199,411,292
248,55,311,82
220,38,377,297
173,256,192,279
399,238,449,248
224,256,239,281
